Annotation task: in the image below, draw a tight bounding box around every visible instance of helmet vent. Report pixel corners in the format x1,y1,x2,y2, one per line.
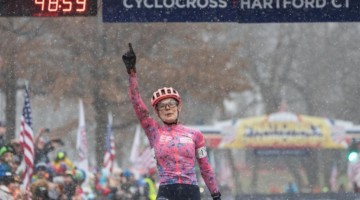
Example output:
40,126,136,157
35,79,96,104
151,87,181,107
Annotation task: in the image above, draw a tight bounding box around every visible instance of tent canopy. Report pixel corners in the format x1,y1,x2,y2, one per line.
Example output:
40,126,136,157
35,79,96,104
196,112,354,149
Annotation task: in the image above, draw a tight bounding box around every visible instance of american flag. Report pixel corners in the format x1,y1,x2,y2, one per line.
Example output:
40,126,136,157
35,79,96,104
103,112,115,172
19,87,34,190
137,146,156,170
130,125,156,172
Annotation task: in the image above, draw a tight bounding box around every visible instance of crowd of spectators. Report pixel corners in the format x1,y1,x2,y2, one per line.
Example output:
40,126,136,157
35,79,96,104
0,124,157,200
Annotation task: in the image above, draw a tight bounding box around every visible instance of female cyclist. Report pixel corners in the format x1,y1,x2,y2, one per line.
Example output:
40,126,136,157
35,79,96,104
122,43,221,200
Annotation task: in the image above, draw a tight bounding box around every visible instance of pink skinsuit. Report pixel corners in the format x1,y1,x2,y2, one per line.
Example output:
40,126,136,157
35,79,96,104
128,73,220,195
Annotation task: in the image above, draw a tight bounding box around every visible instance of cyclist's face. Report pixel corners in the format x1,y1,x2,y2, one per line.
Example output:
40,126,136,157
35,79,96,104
157,98,180,124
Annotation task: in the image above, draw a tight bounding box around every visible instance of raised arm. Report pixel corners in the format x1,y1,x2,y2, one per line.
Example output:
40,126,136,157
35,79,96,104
122,43,157,143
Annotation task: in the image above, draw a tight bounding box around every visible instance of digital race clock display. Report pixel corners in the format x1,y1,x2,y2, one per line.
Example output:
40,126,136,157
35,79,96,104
33,0,97,16
0,0,97,17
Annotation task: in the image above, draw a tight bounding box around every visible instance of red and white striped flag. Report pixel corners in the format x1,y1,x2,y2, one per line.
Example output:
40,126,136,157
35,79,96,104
137,146,156,170
130,125,156,172
103,112,115,172
20,87,34,191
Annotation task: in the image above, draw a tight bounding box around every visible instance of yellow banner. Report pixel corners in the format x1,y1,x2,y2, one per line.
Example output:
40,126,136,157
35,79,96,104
222,113,343,149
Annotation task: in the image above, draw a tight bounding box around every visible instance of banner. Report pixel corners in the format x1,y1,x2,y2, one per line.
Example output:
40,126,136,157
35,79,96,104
235,193,360,200
103,0,237,22
103,112,115,172
219,112,344,149
103,0,360,23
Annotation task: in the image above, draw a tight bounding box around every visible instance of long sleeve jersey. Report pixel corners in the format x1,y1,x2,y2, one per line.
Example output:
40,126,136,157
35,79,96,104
128,73,220,195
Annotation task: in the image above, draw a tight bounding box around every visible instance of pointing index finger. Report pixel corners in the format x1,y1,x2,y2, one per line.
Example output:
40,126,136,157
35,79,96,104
128,43,134,52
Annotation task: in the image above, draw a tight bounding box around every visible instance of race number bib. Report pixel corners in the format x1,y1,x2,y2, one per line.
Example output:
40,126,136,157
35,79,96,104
196,146,207,159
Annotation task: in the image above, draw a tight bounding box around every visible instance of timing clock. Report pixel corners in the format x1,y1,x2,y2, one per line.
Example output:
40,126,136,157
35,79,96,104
0,0,97,16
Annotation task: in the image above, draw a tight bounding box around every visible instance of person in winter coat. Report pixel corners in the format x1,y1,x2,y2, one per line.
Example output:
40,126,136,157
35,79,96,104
143,168,157,200
0,167,19,199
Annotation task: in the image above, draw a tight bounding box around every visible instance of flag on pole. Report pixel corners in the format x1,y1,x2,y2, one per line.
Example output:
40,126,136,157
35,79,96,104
103,112,115,173
219,119,238,148
76,99,88,171
218,154,232,187
130,125,141,164
137,146,156,170
130,125,156,172
330,163,338,192
19,86,34,190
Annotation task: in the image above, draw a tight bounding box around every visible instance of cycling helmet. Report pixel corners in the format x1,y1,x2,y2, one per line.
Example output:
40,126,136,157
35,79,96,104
0,145,14,157
73,169,86,183
35,162,48,172
151,87,181,108
55,151,66,161
122,169,132,178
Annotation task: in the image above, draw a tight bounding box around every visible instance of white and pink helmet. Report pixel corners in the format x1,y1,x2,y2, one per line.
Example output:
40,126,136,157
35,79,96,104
151,87,181,108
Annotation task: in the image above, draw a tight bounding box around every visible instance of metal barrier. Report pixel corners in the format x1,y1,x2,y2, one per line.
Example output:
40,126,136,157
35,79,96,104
235,192,360,200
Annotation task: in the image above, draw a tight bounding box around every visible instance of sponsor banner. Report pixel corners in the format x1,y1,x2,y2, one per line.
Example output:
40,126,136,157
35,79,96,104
223,112,344,149
254,149,311,157
103,0,238,22
103,0,360,23
236,192,360,200
238,0,359,23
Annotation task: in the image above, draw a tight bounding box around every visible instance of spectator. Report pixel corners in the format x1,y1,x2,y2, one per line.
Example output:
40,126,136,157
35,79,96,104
63,170,77,200
32,162,51,182
48,183,64,200
30,179,50,200
72,168,87,199
119,169,141,200
95,168,112,198
0,166,18,199
51,151,74,176
284,181,298,194
143,168,157,200
10,139,22,166
0,144,14,169
34,128,64,165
